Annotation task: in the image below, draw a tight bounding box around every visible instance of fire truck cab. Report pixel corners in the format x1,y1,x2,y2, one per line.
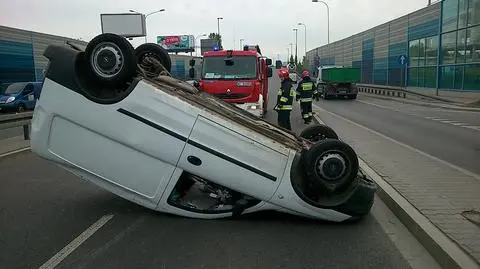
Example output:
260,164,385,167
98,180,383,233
198,45,273,118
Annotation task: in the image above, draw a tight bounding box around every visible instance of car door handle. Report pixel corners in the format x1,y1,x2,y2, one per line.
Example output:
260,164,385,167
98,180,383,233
187,155,202,166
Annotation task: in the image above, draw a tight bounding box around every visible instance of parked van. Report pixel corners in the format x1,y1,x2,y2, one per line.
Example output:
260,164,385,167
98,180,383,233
0,82,43,113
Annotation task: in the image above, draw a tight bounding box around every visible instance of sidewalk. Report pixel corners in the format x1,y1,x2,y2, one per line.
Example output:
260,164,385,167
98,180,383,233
313,105,480,266
0,136,30,156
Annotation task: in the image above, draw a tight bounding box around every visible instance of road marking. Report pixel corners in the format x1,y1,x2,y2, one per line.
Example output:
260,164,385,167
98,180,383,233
359,100,480,131
39,214,114,269
0,146,30,159
463,125,480,131
313,104,480,183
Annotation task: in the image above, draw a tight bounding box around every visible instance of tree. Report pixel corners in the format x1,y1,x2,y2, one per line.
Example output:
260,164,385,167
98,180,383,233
289,55,294,65
209,33,222,49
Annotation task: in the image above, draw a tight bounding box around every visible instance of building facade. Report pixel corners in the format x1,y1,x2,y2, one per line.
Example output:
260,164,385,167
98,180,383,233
0,25,202,87
306,0,480,92
0,25,87,86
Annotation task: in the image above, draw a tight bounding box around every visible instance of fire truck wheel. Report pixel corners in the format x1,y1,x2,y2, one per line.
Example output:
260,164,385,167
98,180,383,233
300,124,338,142
85,33,137,88
303,139,359,194
135,43,172,73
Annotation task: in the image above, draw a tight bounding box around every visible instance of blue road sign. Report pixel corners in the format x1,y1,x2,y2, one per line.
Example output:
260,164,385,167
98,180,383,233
397,55,408,66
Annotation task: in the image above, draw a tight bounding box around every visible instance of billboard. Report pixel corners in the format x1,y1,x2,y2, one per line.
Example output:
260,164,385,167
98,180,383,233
157,35,195,53
100,13,146,38
200,38,219,55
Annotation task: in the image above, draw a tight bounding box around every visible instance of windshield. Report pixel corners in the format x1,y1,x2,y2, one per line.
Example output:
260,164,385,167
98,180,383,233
3,83,27,95
202,56,257,80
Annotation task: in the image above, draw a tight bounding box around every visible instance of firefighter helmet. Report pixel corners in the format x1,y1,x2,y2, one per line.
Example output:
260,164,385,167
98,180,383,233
278,69,290,79
302,70,310,78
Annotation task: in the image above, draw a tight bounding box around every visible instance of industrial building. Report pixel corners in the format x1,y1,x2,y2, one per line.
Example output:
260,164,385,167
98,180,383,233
306,0,480,92
0,25,201,88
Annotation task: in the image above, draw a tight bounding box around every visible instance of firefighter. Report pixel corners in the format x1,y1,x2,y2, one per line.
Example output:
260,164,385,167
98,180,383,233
296,70,316,124
274,69,295,130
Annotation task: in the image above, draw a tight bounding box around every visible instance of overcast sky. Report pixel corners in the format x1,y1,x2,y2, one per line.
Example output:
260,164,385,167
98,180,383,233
1,0,431,61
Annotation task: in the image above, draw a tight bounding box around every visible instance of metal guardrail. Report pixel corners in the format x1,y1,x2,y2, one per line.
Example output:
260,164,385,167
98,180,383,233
357,84,407,99
0,112,33,140
357,83,457,103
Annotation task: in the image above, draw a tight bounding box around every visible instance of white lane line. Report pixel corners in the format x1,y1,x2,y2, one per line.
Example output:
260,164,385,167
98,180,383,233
440,120,462,124
463,125,480,131
449,122,465,126
39,214,114,269
313,104,480,183
0,146,31,159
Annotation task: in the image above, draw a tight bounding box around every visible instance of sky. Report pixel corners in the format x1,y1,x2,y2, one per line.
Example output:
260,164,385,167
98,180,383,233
0,0,433,61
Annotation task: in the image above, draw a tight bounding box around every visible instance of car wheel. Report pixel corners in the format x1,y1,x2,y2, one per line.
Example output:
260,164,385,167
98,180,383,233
300,124,338,142
348,95,357,100
303,139,359,194
84,33,137,88
135,43,172,74
17,104,25,113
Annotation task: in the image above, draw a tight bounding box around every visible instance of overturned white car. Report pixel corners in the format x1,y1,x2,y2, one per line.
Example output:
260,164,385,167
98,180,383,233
30,33,375,222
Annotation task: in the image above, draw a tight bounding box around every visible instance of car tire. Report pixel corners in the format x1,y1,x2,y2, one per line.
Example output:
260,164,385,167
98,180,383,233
348,95,357,100
17,104,25,113
84,33,137,88
300,124,338,142
135,43,172,74
303,139,359,194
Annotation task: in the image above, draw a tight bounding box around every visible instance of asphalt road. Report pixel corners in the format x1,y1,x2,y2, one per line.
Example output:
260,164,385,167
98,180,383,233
0,77,429,269
0,126,22,140
313,94,480,175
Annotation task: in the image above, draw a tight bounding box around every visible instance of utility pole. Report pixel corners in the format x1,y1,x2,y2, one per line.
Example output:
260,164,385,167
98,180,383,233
217,17,223,48
298,23,307,63
293,28,298,65
289,43,293,64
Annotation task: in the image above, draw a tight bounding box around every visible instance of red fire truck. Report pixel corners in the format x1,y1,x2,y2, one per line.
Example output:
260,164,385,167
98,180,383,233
198,45,273,118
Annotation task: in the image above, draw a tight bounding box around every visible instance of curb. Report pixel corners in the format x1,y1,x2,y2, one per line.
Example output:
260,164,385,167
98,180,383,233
313,114,480,269
0,147,31,159
360,93,480,112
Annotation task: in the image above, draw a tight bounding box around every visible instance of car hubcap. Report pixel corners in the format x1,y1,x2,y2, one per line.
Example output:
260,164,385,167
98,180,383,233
316,153,347,181
91,42,123,78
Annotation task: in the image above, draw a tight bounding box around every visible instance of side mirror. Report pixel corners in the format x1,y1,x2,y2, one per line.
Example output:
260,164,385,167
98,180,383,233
267,67,273,78
266,58,272,66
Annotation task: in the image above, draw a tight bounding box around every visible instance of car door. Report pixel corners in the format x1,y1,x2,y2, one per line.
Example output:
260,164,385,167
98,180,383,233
175,114,289,202
22,83,35,109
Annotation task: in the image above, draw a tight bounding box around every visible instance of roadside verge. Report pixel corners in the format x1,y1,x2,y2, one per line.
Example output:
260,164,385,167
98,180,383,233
313,113,480,269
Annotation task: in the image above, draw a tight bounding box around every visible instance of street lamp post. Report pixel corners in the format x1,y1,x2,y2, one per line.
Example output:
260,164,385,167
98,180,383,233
312,0,330,60
217,17,223,48
289,43,293,64
298,22,307,61
293,28,298,65
130,9,166,43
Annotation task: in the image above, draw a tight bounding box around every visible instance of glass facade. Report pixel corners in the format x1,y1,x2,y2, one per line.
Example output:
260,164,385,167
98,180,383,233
408,36,438,87
307,0,479,91
439,0,480,90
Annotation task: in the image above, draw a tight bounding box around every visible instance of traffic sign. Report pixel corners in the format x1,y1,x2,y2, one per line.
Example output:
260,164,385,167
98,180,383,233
397,55,408,66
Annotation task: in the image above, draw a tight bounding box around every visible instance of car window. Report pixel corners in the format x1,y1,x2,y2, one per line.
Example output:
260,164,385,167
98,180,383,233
202,56,257,80
4,82,28,95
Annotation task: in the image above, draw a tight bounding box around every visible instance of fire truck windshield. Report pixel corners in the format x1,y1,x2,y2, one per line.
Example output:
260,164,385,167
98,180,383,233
202,56,257,80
